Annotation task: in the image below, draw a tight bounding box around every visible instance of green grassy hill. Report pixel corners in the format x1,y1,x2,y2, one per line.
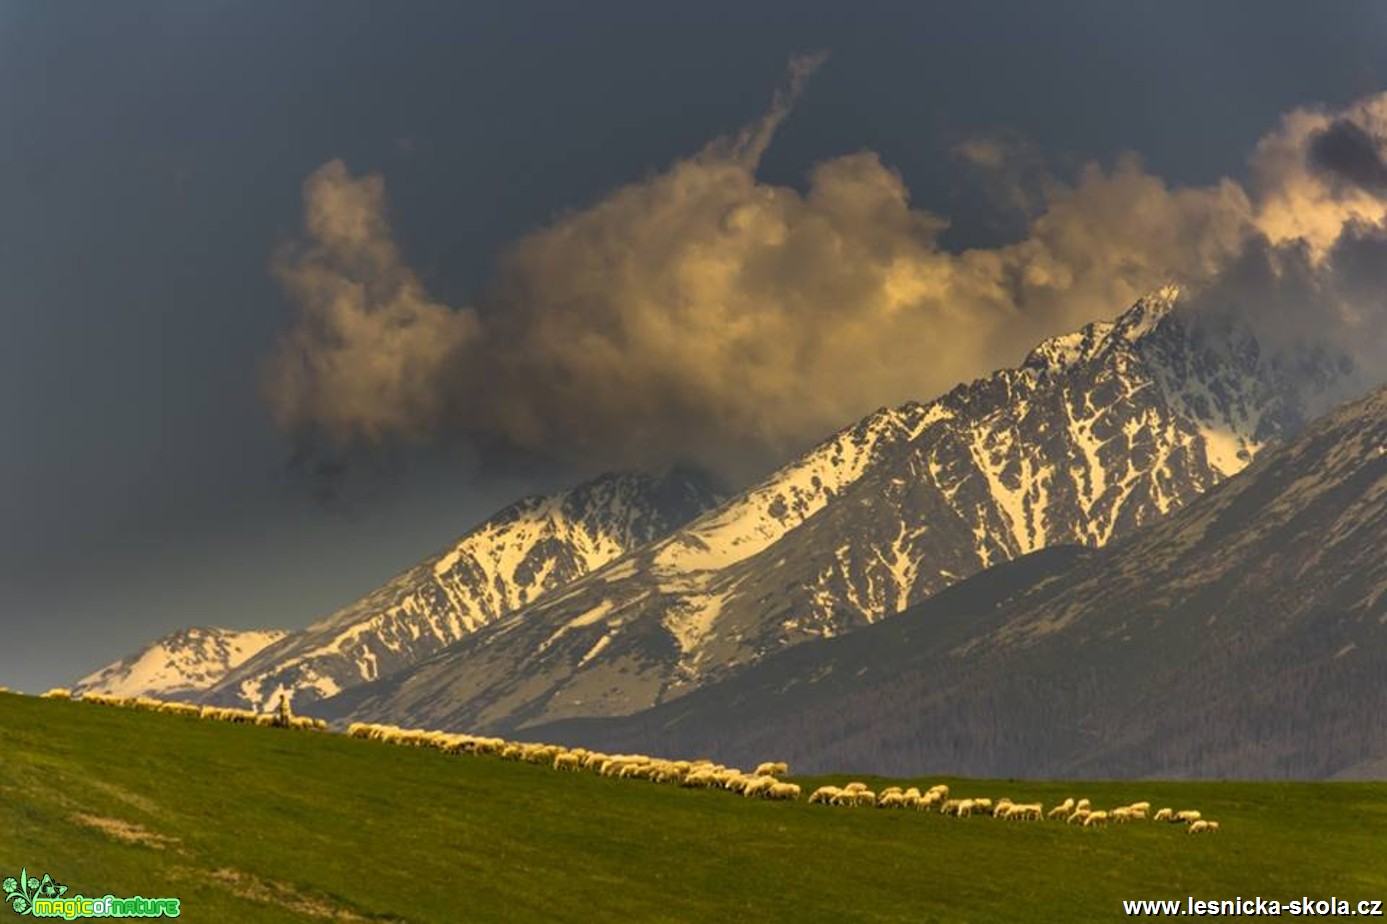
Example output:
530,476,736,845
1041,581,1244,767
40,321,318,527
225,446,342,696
2,692,1383,923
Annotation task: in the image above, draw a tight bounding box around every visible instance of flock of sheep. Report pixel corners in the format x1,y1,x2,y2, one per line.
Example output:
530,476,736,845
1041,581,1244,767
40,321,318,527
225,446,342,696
29,688,1220,833
38,687,328,731
339,719,1218,832
343,721,806,801
802,786,1218,832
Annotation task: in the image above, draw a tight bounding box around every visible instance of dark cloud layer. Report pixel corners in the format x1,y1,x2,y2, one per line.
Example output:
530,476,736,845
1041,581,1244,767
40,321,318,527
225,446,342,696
261,60,1387,481
1309,118,1387,191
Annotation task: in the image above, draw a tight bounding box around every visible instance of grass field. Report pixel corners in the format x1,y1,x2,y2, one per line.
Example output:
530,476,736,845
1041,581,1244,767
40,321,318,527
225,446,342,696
2,692,1384,922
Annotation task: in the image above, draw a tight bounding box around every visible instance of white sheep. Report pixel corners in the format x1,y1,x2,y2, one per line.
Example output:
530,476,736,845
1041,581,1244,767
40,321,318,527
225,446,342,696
432,733,468,751
876,792,906,809
444,735,483,755
767,782,801,801
1153,808,1174,822
523,744,560,764
754,761,789,777
1008,803,1043,821
808,786,841,804
729,773,760,793
40,688,72,700
1083,810,1109,828
992,798,1014,818
940,798,975,817
651,765,683,784
743,776,777,798
1187,820,1212,834
1047,799,1075,820
682,770,717,789
1066,809,1091,825
854,790,878,807
1175,810,1202,824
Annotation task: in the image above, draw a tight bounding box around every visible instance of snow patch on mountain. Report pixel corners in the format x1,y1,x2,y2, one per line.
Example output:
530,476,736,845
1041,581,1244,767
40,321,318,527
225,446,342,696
540,600,618,653
663,591,731,656
74,627,287,701
654,408,920,573
202,468,721,710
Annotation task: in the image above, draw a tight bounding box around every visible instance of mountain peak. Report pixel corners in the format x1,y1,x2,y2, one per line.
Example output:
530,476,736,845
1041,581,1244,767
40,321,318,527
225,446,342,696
197,466,724,711
1113,283,1182,340
534,385,1387,780
74,626,287,701
314,283,1351,737
1022,285,1182,373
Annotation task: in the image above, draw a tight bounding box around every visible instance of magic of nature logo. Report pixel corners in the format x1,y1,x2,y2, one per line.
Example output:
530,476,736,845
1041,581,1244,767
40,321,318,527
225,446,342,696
3,869,180,919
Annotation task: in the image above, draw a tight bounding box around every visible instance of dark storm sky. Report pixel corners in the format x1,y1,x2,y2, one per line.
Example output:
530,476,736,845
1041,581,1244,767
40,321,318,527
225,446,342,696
2,0,1383,691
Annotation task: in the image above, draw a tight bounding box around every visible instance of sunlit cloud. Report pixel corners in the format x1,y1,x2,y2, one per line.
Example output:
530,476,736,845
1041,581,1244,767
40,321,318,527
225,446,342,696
261,57,1387,478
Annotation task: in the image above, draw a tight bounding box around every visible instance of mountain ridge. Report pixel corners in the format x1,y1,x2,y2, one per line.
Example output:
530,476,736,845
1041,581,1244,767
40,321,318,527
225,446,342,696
527,384,1387,780
316,286,1351,734
77,468,723,708
204,467,724,710
73,626,288,700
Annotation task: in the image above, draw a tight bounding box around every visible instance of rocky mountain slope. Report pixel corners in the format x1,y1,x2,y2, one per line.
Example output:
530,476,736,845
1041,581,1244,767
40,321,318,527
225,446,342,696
186,469,721,710
317,286,1350,734
73,627,288,701
531,385,1387,780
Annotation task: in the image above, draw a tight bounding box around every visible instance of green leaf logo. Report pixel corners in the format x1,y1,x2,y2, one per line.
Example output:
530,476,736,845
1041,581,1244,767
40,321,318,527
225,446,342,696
3,868,65,916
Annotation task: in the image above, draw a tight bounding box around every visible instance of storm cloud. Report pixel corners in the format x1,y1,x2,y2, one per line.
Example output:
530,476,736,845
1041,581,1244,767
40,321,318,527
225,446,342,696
261,58,1387,479
1308,118,1387,192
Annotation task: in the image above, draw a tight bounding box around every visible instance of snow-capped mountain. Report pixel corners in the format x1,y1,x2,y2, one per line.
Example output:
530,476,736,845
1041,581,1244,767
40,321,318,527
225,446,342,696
534,384,1387,780
317,286,1350,734
202,468,722,710
73,627,288,701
